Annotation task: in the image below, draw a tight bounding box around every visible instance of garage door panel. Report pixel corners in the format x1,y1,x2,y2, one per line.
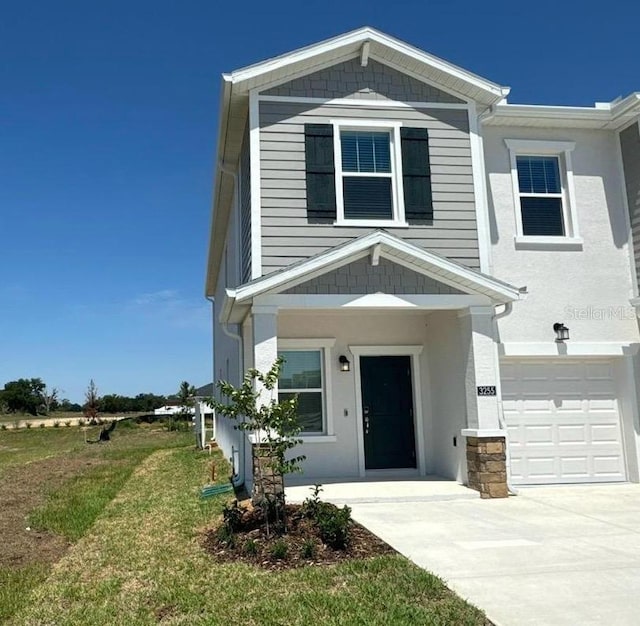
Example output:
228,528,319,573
557,424,587,444
501,358,626,485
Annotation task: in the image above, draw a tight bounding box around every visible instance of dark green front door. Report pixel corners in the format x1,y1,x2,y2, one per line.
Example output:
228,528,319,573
360,355,417,470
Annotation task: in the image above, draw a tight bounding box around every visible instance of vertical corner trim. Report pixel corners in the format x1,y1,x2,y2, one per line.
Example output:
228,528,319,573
468,103,493,275
249,89,262,280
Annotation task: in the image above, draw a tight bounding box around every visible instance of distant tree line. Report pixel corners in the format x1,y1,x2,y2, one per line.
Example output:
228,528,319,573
0,377,174,416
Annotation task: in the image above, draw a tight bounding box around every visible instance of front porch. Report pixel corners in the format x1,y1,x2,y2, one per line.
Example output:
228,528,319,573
220,231,523,498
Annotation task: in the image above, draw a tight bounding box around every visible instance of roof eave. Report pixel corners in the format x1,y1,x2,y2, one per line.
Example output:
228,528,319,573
205,76,233,297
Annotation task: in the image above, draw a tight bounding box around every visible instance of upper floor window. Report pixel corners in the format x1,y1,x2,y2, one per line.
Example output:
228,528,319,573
339,130,394,221
516,155,564,236
304,122,433,227
505,139,581,249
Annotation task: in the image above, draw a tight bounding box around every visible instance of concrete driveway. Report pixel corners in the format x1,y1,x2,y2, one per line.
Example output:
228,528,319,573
287,480,640,626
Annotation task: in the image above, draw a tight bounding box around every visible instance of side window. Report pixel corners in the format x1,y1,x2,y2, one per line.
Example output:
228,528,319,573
516,155,564,236
278,349,325,434
505,139,580,246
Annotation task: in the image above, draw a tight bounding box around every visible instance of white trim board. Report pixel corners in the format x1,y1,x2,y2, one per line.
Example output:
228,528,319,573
499,342,640,357
249,89,262,279
349,345,426,477
257,94,470,110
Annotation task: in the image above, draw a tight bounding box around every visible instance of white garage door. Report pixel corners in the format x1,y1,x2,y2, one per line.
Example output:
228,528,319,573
501,359,627,485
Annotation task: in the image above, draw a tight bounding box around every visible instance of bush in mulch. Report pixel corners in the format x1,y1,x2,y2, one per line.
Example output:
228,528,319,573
202,488,395,571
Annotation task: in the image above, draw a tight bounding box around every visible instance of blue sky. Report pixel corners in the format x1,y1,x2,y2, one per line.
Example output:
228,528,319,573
1,1,638,403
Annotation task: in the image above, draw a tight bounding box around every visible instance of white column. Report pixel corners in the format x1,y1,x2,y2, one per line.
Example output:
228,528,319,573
251,305,279,406
458,305,502,434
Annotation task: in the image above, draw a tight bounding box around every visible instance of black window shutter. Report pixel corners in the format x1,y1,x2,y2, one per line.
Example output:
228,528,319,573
400,127,433,222
304,124,336,220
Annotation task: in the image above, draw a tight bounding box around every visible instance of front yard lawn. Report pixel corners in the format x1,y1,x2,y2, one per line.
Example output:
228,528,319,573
2,427,489,625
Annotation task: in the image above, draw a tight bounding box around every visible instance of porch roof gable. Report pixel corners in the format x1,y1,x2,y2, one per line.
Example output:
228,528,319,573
225,231,524,316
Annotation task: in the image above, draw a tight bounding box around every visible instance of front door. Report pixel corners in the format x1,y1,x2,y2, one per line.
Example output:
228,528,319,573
360,355,417,470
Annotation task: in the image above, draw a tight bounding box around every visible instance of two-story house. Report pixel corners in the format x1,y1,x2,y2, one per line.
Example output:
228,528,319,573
205,27,640,497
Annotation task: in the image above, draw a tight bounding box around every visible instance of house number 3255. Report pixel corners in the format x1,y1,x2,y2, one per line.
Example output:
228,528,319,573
477,386,497,396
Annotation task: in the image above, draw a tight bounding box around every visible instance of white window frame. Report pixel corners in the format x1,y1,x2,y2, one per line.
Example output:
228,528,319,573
277,338,335,442
331,119,407,227
505,139,582,250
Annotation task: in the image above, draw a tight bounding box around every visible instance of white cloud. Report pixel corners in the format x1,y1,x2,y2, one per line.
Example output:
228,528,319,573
126,289,210,331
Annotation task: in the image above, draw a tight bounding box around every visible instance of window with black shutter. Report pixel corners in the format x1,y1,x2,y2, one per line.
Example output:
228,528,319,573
304,124,336,220
304,123,434,225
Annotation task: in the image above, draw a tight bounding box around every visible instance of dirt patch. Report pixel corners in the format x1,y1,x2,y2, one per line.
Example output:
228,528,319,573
0,456,104,568
202,503,395,571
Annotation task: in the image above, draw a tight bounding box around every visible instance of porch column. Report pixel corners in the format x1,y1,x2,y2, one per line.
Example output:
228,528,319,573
458,305,508,498
250,305,283,503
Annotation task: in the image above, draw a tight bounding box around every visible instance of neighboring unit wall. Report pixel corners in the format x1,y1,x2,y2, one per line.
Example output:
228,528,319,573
260,101,478,273
239,122,252,284
484,125,640,344
284,257,463,295
620,121,640,293
263,58,464,103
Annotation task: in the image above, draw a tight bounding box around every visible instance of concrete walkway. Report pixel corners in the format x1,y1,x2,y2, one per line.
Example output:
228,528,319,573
287,479,640,626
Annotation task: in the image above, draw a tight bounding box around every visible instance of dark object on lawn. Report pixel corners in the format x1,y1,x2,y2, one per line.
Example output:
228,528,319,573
86,419,117,444
200,483,234,499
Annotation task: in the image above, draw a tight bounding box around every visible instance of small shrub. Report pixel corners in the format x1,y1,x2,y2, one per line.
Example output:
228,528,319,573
215,525,236,548
53,420,60,428
243,539,258,556
301,538,317,559
301,483,323,519
1,424,6,430
222,500,244,533
39,423,45,429
270,539,288,560
315,503,352,550
12,420,20,430
26,422,32,429
77,418,85,427
64,420,71,427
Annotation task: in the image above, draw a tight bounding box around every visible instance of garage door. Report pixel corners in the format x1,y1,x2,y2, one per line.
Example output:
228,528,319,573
501,359,627,485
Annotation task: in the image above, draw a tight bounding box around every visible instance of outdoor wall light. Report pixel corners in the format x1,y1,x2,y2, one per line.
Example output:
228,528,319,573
553,322,570,342
339,355,351,372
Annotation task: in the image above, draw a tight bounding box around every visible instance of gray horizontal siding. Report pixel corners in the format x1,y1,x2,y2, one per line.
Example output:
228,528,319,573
620,122,640,289
263,57,464,104
284,257,464,295
259,100,479,272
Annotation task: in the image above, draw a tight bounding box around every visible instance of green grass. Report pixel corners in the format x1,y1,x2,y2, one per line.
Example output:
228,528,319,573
0,425,195,622
7,445,487,626
0,422,190,474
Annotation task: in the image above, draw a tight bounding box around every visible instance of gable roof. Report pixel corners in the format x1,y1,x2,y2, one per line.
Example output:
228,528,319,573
205,27,510,296
220,230,524,322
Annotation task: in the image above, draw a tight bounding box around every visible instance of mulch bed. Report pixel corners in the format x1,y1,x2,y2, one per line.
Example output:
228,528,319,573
201,502,396,571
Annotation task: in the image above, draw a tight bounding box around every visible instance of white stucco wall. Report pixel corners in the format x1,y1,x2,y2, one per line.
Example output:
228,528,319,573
424,311,468,481
212,186,244,478
277,310,469,481
484,125,640,346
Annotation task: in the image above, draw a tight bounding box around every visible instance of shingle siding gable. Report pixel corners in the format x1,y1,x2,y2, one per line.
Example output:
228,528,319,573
263,57,464,104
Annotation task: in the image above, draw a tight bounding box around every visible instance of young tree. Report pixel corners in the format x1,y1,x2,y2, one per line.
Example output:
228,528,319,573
209,358,305,531
39,385,59,415
84,379,100,424
177,381,196,419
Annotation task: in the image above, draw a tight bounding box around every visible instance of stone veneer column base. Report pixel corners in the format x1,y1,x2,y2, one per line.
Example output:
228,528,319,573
466,436,508,499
